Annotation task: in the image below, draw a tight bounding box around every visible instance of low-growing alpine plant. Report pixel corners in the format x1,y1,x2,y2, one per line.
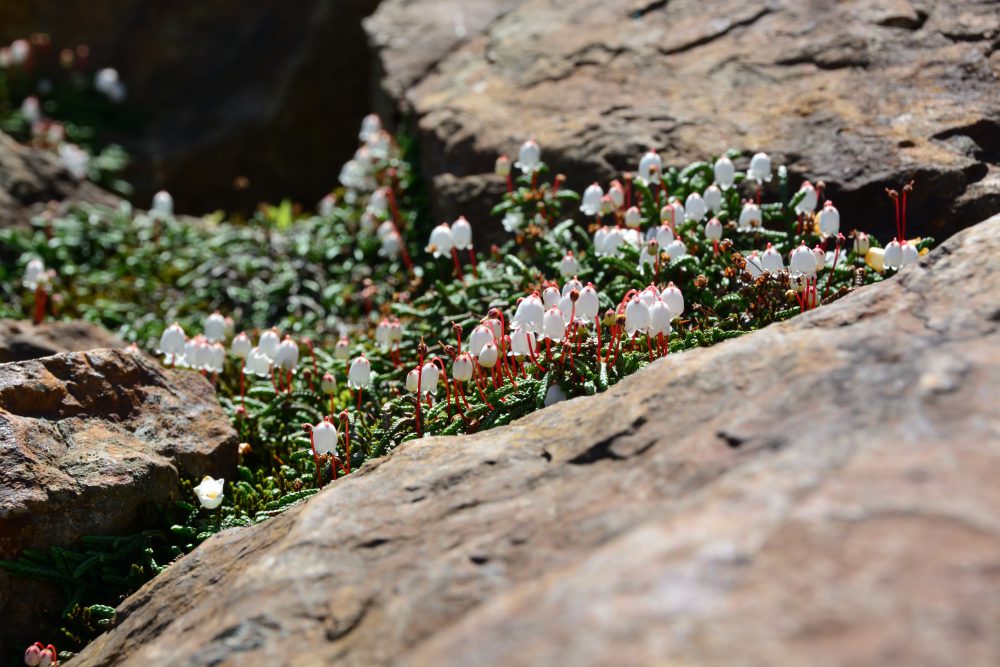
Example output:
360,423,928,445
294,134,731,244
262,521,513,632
0,114,933,661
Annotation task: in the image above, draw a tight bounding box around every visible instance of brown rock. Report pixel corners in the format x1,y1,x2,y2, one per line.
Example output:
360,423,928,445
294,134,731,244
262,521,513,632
72,213,1000,667
0,131,119,228
0,319,124,363
0,349,237,658
367,0,1000,243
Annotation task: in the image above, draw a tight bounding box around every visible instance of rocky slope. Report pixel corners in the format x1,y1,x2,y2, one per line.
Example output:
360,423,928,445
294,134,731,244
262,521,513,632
367,0,1000,243
0,349,237,658
71,214,1000,667
0,319,124,363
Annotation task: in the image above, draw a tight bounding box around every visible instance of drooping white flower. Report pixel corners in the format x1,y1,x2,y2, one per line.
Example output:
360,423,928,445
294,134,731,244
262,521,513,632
790,243,818,277
704,184,723,212
608,181,625,209
421,361,440,395
812,245,826,272
23,258,45,290
359,113,382,142
274,336,299,371
853,232,870,255
737,202,762,231
745,251,765,278
748,152,772,183
624,206,642,228
624,297,651,336
655,224,675,248
9,39,30,65
152,190,174,218
204,311,226,342
246,347,272,377
665,239,687,260
321,373,337,394
638,150,662,182
900,241,919,266
426,223,454,258
543,307,566,341
484,317,503,340
649,300,673,336
512,294,545,334
58,143,89,180
469,324,494,357
258,329,281,360
379,229,402,259
194,476,225,510
159,323,186,361
405,367,420,393
510,326,536,357
451,216,473,250
684,192,707,222
375,318,392,348
313,418,339,455
207,343,226,374
562,278,583,297
884,239,904,269
714,155,735,190
542,285,561,310
478,342,499,368
818,201,840,237
348,356,372,389
704,217,723,241
231,332,252,359
639,285,659,306
495,154,511,177
367,130,391,159
334,336,350,360
580,183,604,216
760,243,783,272
20,96,41,123
660,282,685,315
515,139,541,174
601,227,623,257
453,353,475,382
95,67,120,94
576,284,600,322
795,181,818,215
559,251,579,278
638,240,658,269
367,188,389,217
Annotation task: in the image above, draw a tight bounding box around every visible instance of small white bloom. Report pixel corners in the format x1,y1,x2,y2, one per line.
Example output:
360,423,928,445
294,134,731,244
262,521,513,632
559,251,579,278
20,96,40,123
204,312,226,342
655,224,675,248
737,202,762,231
515,139,541,174
512,294,545,334
258,329,281,360
478,342,499,368
542,285,561,310
334,336,350,360
748,152,772,183
379,229,402,258
23,258,45,290
638,150,662,182
502,209,524,234
760,243,783,272
246,347,272,377
853,232,870,255
649,300,673,336
790,243,817,277
274,336,299,371
405,367,420,393
159,322,186,361
453,353,475,382
451,216,473,250
638,241,658,269
684,192,707,222
367,188,389,217
624,297,651,336
608,181,625,209
194,476,225,510
580,183,604,216
660,282,685,315
703,184,723,212
624,206,642,228
812,245,826,272
818,201,840,237
543,307,566,341
427,223,454,258
576,285,600,322
510,326,536,357
312,419,338,455
469,324,494,357
795,181,818,215
321,373,337,394
745,251,765,278
152,190,174,218
714,156,736,190
348,356,371,389
704,217,723,241
359,113,382,142
421,362,440,395
665,239,687,260
231,332,252,359
495,154,511,177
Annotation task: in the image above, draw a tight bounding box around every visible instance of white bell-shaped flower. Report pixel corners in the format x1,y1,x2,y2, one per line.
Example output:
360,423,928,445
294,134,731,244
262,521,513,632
359,113,382,142
453,354,475,383
544,384,567,407
655,224,675,248
760,243,783,272
624,206,642,228
900,241,919,266
348,356,372,389
512,294,545,333
737,202,762,230
624,297,651,336
748,152,772,183
714,156,735,190
638,150,662,182
745,251,765,278
478,342,499,368
789,243,818,277
204,311,226,342
421,361,440,395
818,201,840,237
321,373,337,394
580,183,604,216
666,239,687,260
602,228,623,257
194,476,225,510
367,188,389,216
451,216,473,250
577,285,600,322
375,318,392,348
510,326,536,357
208,343,226,374
608,181,625,209
638,241,658,270
543,307,566,341
704,217,723,241
405,367,420,393
660,282,685,315
704,184,723,212
593,227,608,255
426,223,454,258
562,278,583,297
334,336,350,360
246,347,272,377
23,258,45,290
515,139,541,174
159,323,186,359
379,229,402,258
684,192,707,222
231,332,252,359
312,419,338,455
795,181,818,214
495,154,511,177
542,285,561,310
639,285,659,306
258,329,280,360
274,336,299,371
469,324,494,357
853,232,870,255
152,190,174,218
812,245,826,272
502,210,524,234
559,251,579,278
884,239,903,269
649,300,673,336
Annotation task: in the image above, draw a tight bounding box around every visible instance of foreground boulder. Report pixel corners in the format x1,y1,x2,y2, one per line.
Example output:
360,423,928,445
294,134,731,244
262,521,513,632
367,0,1000,242
73,215,999,666
0,319,124,363
0,349,237,658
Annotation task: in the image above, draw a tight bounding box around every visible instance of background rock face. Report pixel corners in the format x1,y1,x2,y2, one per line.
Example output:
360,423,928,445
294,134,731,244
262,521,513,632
0,131,119,228
367,0,1000,242
72,214,1000,667
0,319,124,363
0,349,237,658
0,0,382,215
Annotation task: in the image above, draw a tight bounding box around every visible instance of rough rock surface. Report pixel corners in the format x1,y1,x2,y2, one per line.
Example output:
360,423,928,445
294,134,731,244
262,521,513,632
367,0,1000,242
0,131,119,228
0,1,382,215
73,214,1000,667
0,319,124,363
0,349,237,658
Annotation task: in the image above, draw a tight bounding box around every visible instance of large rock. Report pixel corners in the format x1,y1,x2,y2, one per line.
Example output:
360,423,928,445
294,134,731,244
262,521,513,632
0,349,237,659
73,214,1000,667
367,0,1000,242
0,319,124,363
0,0,382,215
0,131,119,228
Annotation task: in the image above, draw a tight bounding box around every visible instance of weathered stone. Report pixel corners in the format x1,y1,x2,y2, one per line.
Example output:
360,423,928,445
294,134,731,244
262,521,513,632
0,319,124,363
367,0,1000,243
0,131,119,228
73,214,1000,667
0,1,382,215
0,349,237,658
